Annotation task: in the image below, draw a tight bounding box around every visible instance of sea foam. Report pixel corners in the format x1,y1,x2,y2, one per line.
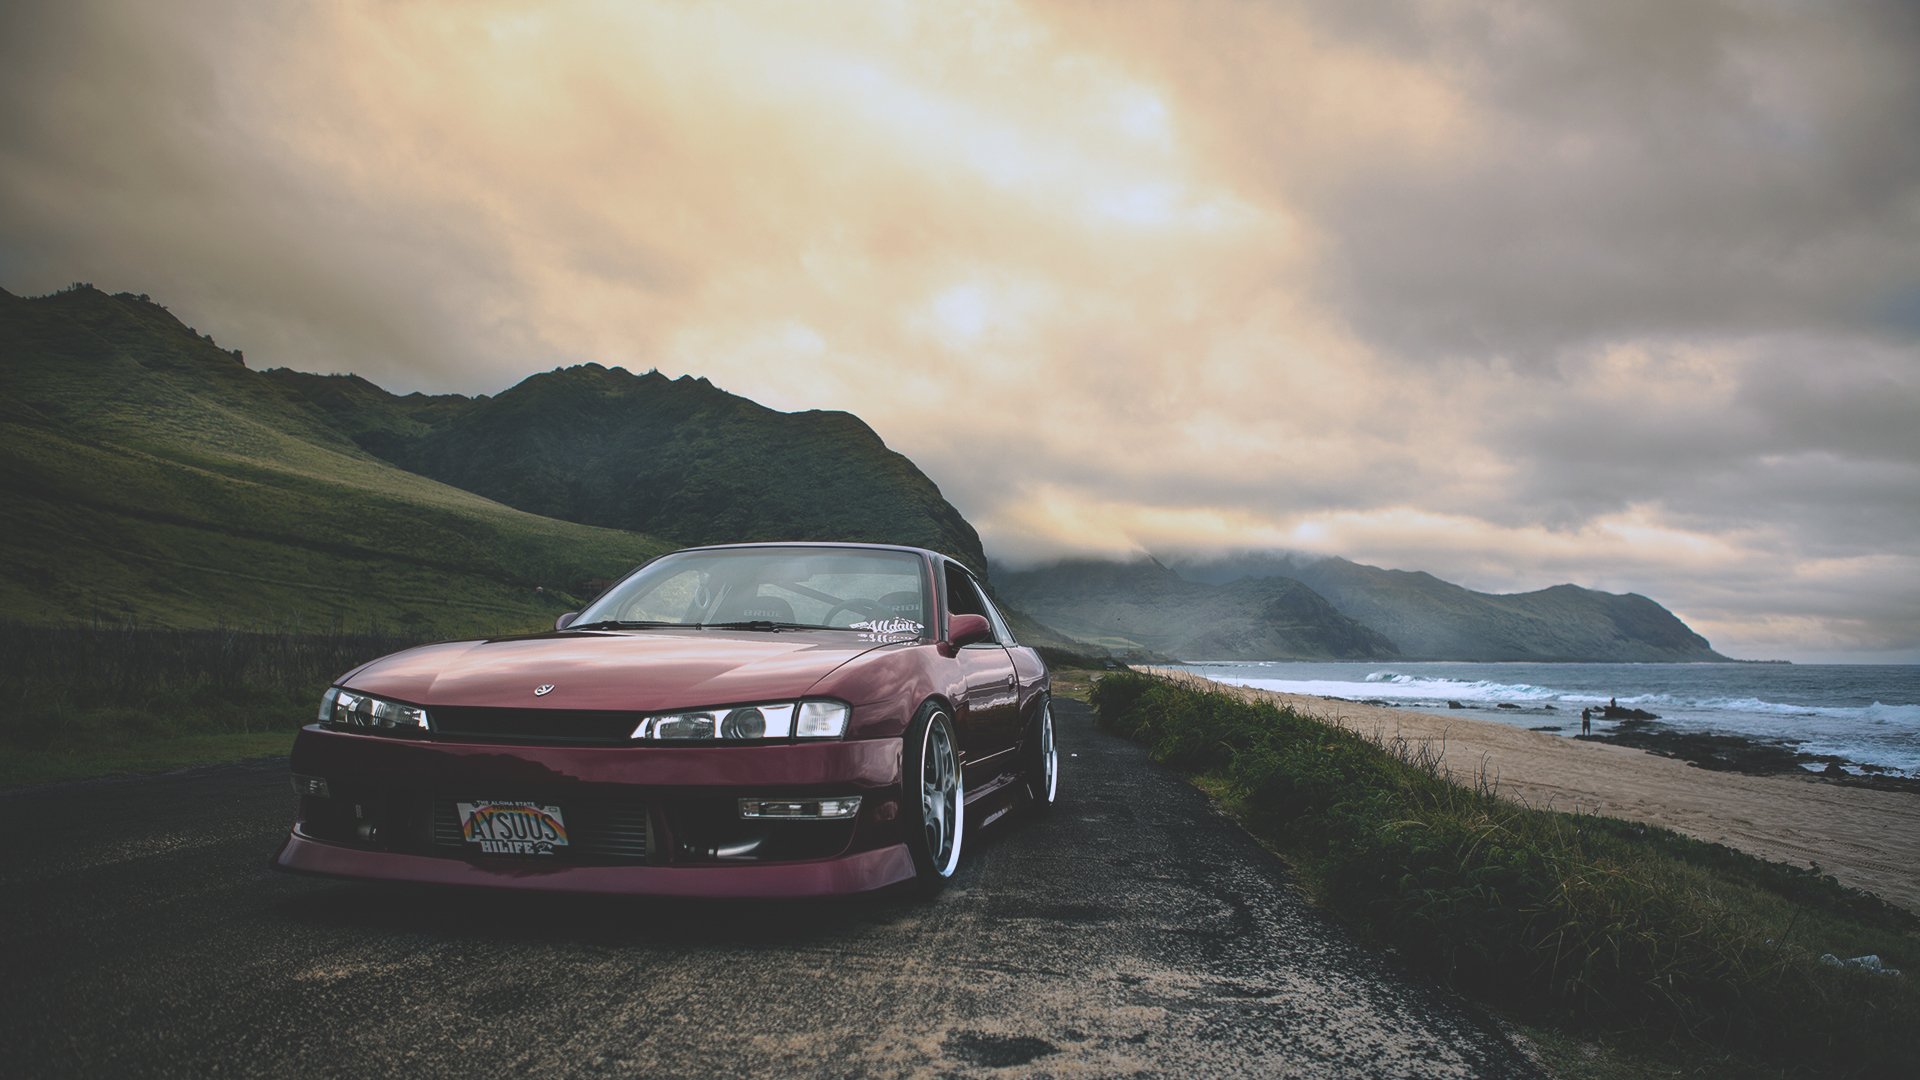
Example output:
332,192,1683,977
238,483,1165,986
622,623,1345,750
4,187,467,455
1191,660,1920,776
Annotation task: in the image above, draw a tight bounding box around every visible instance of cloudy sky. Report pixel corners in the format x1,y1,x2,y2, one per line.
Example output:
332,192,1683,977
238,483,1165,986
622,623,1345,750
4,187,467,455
4,0,1917,662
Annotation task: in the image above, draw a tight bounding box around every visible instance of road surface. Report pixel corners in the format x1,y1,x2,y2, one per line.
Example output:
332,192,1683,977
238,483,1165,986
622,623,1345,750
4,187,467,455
3,701,1541,1077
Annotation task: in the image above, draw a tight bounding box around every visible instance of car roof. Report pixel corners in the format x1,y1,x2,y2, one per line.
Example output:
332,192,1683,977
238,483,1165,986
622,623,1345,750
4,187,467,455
668,540,981,576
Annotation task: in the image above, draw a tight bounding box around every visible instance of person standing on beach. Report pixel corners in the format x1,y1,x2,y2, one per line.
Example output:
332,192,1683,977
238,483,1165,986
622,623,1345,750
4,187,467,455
1581,708,1592,736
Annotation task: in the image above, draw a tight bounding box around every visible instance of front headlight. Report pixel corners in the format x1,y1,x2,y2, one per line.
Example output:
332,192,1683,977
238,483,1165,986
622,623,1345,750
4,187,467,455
794,701,850,738
632,700,850,742
320,686,432,733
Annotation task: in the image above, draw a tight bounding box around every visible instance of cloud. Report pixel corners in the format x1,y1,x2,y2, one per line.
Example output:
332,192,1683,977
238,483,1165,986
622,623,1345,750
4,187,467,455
1,0,1915,660
1072,0,1920,359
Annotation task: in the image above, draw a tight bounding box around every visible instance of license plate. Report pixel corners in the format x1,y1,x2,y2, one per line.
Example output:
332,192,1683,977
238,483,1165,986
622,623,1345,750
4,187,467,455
457,800,569,855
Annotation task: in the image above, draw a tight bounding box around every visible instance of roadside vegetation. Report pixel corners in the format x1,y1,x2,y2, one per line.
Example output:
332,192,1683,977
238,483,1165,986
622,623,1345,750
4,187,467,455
0,621,424,785
1043,664,1103,706
1090,670,1918,1079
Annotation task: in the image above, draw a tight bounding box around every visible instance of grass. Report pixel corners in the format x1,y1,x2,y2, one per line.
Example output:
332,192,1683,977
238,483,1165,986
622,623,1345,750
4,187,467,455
5,732,298,787
1090,670,1919,1079
1045,665,1102,704
0,621,426,786
0,414,670,636
1,286,674,638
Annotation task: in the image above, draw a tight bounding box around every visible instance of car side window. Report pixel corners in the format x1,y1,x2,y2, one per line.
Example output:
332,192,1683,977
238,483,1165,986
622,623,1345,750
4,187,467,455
944,564,1004,646
977,587,1016,646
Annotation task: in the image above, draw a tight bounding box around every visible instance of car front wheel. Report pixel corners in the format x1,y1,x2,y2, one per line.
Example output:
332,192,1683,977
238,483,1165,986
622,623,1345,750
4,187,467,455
904,702,964,890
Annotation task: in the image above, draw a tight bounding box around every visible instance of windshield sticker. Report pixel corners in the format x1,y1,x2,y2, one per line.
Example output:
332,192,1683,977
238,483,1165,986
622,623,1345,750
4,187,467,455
850,617,923,635
851,617,924,642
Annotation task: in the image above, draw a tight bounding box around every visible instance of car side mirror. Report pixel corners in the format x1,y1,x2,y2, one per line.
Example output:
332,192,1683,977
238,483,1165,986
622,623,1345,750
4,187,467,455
555,611,579,630
948,613,992,648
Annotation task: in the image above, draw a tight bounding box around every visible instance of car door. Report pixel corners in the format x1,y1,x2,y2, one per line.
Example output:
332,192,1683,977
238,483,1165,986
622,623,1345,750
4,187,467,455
944,566,1020,782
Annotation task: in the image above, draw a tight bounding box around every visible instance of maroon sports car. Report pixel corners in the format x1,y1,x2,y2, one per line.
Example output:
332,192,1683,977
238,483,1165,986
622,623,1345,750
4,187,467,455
274,543,1058,897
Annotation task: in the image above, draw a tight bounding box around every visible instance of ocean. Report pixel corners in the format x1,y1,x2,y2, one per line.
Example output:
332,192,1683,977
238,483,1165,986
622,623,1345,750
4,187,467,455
1179,661,1920,777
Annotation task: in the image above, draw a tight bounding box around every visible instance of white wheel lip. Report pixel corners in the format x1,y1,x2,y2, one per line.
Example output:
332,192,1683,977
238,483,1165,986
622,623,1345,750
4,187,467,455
1040,702,1059,803
921,710,965,878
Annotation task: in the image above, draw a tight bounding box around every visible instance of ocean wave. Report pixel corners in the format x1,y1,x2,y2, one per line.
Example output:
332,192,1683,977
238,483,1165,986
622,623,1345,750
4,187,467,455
1226,675,1562,704
1191,664,1920,776
1357,671,1563,701
1341,671,1920,722
1865,702,1920,723
1211,674,1920,726
1632,696,1920,723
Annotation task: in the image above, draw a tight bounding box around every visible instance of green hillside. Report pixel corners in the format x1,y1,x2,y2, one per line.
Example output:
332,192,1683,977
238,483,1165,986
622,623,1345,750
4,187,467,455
0,285,672,638
995,557,1399,661
267,362,989,574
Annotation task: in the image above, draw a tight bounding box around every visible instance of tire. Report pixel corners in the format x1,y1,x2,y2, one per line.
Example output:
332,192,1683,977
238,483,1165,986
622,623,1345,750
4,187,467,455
903,702,965,890
1024,699,1060,812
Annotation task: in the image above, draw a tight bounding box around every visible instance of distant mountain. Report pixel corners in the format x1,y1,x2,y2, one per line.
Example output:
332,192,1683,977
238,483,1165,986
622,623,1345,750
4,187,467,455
0,285,672,636
1172,552,1727,662
995,557,1400,661
267,364,988,574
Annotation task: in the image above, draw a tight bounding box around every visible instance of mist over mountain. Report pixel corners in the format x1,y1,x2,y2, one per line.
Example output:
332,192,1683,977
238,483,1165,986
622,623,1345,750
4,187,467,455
267,363,987,574
994,557,1399,661
1168,551,1727,663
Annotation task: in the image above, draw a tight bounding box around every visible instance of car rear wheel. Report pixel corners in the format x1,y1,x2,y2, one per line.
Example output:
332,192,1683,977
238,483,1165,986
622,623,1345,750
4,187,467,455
904,703,964,890
1025,699,1059,812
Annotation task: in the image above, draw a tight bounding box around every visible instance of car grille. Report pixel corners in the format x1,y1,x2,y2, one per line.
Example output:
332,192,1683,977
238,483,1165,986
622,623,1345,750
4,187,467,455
429,706,640,744
432,798,653,863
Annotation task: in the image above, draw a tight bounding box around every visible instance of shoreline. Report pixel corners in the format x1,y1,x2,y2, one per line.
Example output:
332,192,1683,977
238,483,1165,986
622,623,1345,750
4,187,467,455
1182,657,1920,780
1585,721,1920,794
1345,696,1920,794
1146,667,1920,913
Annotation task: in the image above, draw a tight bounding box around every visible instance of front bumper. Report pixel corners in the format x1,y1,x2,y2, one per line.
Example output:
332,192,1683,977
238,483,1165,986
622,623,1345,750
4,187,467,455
275,833,917,898
273,724,918,897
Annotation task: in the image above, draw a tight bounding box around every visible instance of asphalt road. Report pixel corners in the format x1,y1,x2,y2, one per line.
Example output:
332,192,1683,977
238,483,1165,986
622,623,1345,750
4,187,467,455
3,700,1542,1078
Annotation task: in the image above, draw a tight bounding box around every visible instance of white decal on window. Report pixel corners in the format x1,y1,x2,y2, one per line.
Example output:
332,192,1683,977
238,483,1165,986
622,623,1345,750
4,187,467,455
849,617,924,635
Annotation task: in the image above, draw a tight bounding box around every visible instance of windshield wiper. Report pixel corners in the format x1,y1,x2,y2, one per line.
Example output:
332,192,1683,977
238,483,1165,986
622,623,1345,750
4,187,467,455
695,620,827,632
567,619,681,631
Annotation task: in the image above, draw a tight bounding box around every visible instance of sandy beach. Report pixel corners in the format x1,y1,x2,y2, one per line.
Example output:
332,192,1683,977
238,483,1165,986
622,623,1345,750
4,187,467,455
1146,668,1920,914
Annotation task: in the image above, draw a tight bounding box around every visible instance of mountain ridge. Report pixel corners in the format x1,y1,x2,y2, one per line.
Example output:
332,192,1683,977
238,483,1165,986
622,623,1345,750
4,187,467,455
265,361,989,574
995,557,1400,661
1168,551,1727,662
1002,550,1723,663
0,285,698,636
0,283,1010,645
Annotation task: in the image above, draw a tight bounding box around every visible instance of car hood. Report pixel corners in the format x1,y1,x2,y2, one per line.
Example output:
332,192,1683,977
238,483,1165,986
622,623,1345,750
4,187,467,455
341,629,905,712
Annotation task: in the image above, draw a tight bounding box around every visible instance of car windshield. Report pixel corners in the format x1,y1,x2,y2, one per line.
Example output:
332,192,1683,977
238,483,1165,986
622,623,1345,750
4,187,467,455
573,547,930,633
